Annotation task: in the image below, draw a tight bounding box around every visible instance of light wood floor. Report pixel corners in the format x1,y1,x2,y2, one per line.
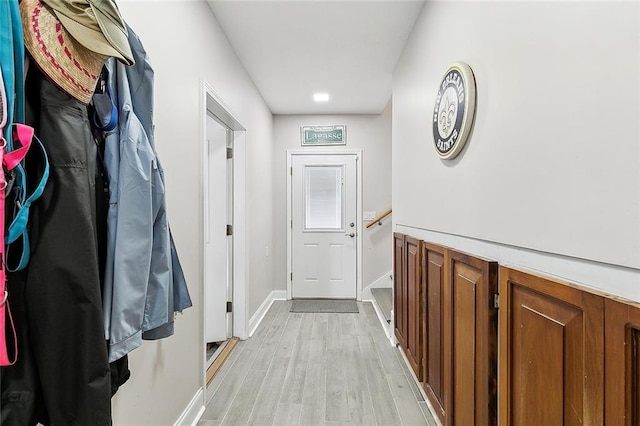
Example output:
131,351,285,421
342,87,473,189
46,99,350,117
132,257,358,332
199,300,438,426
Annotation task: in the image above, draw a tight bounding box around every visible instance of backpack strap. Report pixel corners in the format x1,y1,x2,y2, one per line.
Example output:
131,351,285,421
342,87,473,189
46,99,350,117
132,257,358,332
0,66,17,366
4,125,49,272
0,144,17,366
0,0,25,146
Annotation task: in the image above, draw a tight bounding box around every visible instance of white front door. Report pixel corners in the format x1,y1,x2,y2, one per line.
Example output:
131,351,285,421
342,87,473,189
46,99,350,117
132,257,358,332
291,153,357,299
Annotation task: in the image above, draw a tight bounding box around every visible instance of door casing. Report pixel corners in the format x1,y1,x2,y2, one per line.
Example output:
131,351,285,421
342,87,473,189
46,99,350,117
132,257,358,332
286,149,363,301
201,81,247,403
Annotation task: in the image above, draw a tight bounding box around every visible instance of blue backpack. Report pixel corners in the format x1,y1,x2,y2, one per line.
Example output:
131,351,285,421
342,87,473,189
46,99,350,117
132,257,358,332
1,0,50,272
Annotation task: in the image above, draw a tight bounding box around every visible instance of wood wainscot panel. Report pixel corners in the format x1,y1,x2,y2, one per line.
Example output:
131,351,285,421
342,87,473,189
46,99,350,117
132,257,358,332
499,267,604,426
422,242,448,424
604,297,640,425
404,235,423,381
444,250,498,426
393,232,406,348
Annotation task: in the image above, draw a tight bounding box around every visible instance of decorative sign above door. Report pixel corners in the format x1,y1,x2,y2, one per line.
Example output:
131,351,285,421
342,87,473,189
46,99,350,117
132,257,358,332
301,125,346,146
432,62,477,160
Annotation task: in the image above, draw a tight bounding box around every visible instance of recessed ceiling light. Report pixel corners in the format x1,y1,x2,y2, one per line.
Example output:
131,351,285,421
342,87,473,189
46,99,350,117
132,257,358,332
313,93,329,102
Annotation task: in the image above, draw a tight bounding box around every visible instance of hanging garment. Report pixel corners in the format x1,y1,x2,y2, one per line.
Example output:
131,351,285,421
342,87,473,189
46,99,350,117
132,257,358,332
124,23,192,340
102,24,191,363
1,69,112,426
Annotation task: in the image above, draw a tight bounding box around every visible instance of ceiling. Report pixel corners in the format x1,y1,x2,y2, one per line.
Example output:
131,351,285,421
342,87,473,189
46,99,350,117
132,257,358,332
206,1,426,115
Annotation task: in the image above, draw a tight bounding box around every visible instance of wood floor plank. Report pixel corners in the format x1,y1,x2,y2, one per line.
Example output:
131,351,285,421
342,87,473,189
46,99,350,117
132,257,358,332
207,337,240,385
370,326,404,375
301,362,327,425
356,335,378,362
314,312,328,323
197,420,221,426
261,315,288,350
339,313,357,337
274,315,302,360
395,348,425,402
250,307,292,371
220,370,266,426
280,340,311,403
362,302,382,329
312,317,329,341
419,402,441,426
202,347,258,421
250,322,287,371
308,336,327,365
297,312,315,340
387,374,428,425
363,357,402,426
207,339,248,397
342,335,376,425
352,306,370,336
325,347,350,422
250,346,278,372
327,314,341,350
246,301,281,349
247,356,291,425
282,315,303,344
273,403,302,426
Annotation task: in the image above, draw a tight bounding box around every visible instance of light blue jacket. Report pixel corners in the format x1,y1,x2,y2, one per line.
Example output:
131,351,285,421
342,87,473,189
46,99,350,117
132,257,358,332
102,26,191,363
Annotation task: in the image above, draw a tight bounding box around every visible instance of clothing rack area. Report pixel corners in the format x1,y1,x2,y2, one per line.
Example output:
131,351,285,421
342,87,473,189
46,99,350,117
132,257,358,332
0,1,191,424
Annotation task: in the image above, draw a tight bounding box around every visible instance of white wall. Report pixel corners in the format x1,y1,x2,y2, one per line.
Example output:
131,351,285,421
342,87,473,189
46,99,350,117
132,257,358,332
273,103,393,295
114,2,274,424
393,2,640,299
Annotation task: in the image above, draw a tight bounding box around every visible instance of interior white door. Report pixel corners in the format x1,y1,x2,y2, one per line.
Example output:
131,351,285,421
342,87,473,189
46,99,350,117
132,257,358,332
205,113,232,343
291,154,357,299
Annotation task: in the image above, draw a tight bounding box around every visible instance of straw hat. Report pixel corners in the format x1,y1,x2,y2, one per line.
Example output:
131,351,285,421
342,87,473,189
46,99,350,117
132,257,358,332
43,0,134,66
20,0,107,105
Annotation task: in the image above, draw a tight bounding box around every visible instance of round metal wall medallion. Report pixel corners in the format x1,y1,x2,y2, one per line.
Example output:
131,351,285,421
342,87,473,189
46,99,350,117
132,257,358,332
432,62,477,160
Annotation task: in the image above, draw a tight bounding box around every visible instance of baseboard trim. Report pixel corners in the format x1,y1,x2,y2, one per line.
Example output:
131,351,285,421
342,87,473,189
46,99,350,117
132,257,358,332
173,387,205,426
248,290,287,337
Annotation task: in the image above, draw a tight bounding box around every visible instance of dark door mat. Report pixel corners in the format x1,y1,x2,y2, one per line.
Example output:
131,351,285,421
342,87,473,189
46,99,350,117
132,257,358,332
290,299,359,313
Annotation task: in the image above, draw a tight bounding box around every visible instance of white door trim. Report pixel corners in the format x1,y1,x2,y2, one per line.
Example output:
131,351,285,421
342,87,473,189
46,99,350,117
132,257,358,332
286,149,363,301
201,80,248,405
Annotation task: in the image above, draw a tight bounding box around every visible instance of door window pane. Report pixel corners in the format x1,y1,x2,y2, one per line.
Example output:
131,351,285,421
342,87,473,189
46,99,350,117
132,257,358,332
305,166,343,229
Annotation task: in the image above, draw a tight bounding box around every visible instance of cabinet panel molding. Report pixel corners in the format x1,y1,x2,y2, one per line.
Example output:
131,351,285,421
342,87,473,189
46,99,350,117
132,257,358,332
445,250,498,426
604,297,640,425
422,242,447,424
499,267,604,426
393,232,406,348
404,235,423,380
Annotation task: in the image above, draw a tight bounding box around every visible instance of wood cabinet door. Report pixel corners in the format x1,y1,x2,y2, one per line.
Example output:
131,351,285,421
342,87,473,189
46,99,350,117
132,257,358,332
444,250,498,426
422,243,447,424
393,232,406,348
405,236,423,381
499,267,604,426
604,298,640,425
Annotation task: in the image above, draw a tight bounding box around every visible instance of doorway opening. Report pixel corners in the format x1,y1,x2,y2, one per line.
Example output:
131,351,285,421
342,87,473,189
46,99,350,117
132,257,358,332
204,112,233,372
202,83,246,395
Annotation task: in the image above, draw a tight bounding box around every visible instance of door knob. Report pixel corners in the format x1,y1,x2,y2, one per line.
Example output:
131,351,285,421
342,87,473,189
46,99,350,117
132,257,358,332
345,233,355,238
